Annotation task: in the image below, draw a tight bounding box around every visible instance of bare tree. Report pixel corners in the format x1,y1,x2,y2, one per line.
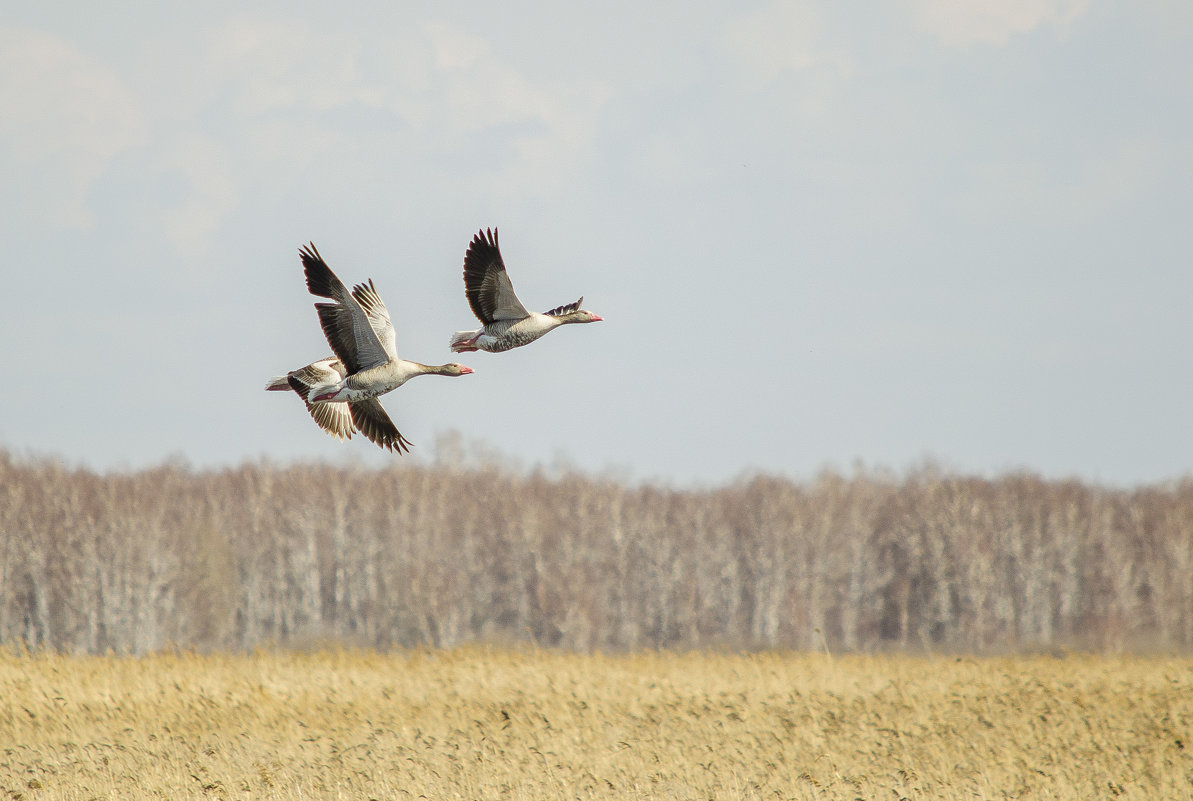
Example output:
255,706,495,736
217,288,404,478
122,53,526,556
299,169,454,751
2,447,1192,654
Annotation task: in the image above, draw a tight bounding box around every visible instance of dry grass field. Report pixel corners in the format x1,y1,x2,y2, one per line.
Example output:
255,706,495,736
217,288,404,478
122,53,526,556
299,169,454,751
1,648,1190,800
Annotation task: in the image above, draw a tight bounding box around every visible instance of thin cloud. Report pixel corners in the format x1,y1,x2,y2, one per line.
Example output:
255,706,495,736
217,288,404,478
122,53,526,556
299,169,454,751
154,134,238,254
422,19,490,71
196,17,609,200
724,1,838,79
907,0,1093,48
0,25,146,229
207,19,388,115
959,135,1181,225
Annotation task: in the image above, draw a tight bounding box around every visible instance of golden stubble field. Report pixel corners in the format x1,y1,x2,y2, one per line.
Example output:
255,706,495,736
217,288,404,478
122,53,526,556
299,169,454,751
0,647,1190,800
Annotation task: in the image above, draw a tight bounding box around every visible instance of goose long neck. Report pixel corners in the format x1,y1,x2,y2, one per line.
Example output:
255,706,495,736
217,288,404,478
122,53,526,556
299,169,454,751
419,363,461,376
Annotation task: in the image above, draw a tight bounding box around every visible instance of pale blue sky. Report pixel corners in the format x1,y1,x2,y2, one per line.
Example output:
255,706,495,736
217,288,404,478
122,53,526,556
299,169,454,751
3,1,1191,485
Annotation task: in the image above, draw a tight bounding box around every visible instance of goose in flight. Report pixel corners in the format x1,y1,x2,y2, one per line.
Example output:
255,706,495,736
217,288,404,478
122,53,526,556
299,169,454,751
449,228,602,353
268,243,473,453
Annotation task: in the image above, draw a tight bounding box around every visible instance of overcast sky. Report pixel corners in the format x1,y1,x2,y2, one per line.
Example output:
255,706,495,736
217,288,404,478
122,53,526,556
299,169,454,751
2,1,1191,486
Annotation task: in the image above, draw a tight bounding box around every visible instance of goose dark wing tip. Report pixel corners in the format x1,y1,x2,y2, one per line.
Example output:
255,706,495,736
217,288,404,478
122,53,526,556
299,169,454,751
300,242,341,300
349,398,413,455
462,226,514,323
286,373,311,400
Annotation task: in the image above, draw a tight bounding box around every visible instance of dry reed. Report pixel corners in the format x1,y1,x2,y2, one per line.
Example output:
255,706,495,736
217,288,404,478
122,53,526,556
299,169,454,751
2,648,1190,800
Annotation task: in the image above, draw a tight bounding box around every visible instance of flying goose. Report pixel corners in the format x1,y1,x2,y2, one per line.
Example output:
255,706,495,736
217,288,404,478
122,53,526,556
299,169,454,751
268,243,473,453
449,228,602,353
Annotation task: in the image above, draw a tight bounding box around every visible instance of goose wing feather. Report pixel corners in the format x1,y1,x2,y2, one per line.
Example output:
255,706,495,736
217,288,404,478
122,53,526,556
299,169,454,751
281,358,355,441
300,243,391,372
307,399,355,441
462,228,529,324
351,279,399,360
349,398,413,454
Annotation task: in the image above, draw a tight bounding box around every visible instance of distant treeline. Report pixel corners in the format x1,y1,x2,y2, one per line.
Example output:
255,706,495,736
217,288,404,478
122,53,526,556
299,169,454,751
1,445,1190,654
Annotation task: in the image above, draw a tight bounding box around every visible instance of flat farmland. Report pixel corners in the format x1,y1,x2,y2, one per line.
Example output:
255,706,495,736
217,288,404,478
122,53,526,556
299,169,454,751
1,648,1190,800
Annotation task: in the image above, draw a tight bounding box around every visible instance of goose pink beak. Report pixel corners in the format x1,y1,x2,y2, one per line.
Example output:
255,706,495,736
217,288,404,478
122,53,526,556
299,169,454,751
460,366,474,374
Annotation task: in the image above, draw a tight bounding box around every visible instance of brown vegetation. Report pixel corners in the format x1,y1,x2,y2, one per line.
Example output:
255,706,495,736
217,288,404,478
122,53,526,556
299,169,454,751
2,648,1191,800
1,445,1191,654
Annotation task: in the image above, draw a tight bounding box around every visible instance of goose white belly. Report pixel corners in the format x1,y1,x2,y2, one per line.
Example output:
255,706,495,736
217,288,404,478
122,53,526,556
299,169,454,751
314,360,421,402
481,314,560,352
